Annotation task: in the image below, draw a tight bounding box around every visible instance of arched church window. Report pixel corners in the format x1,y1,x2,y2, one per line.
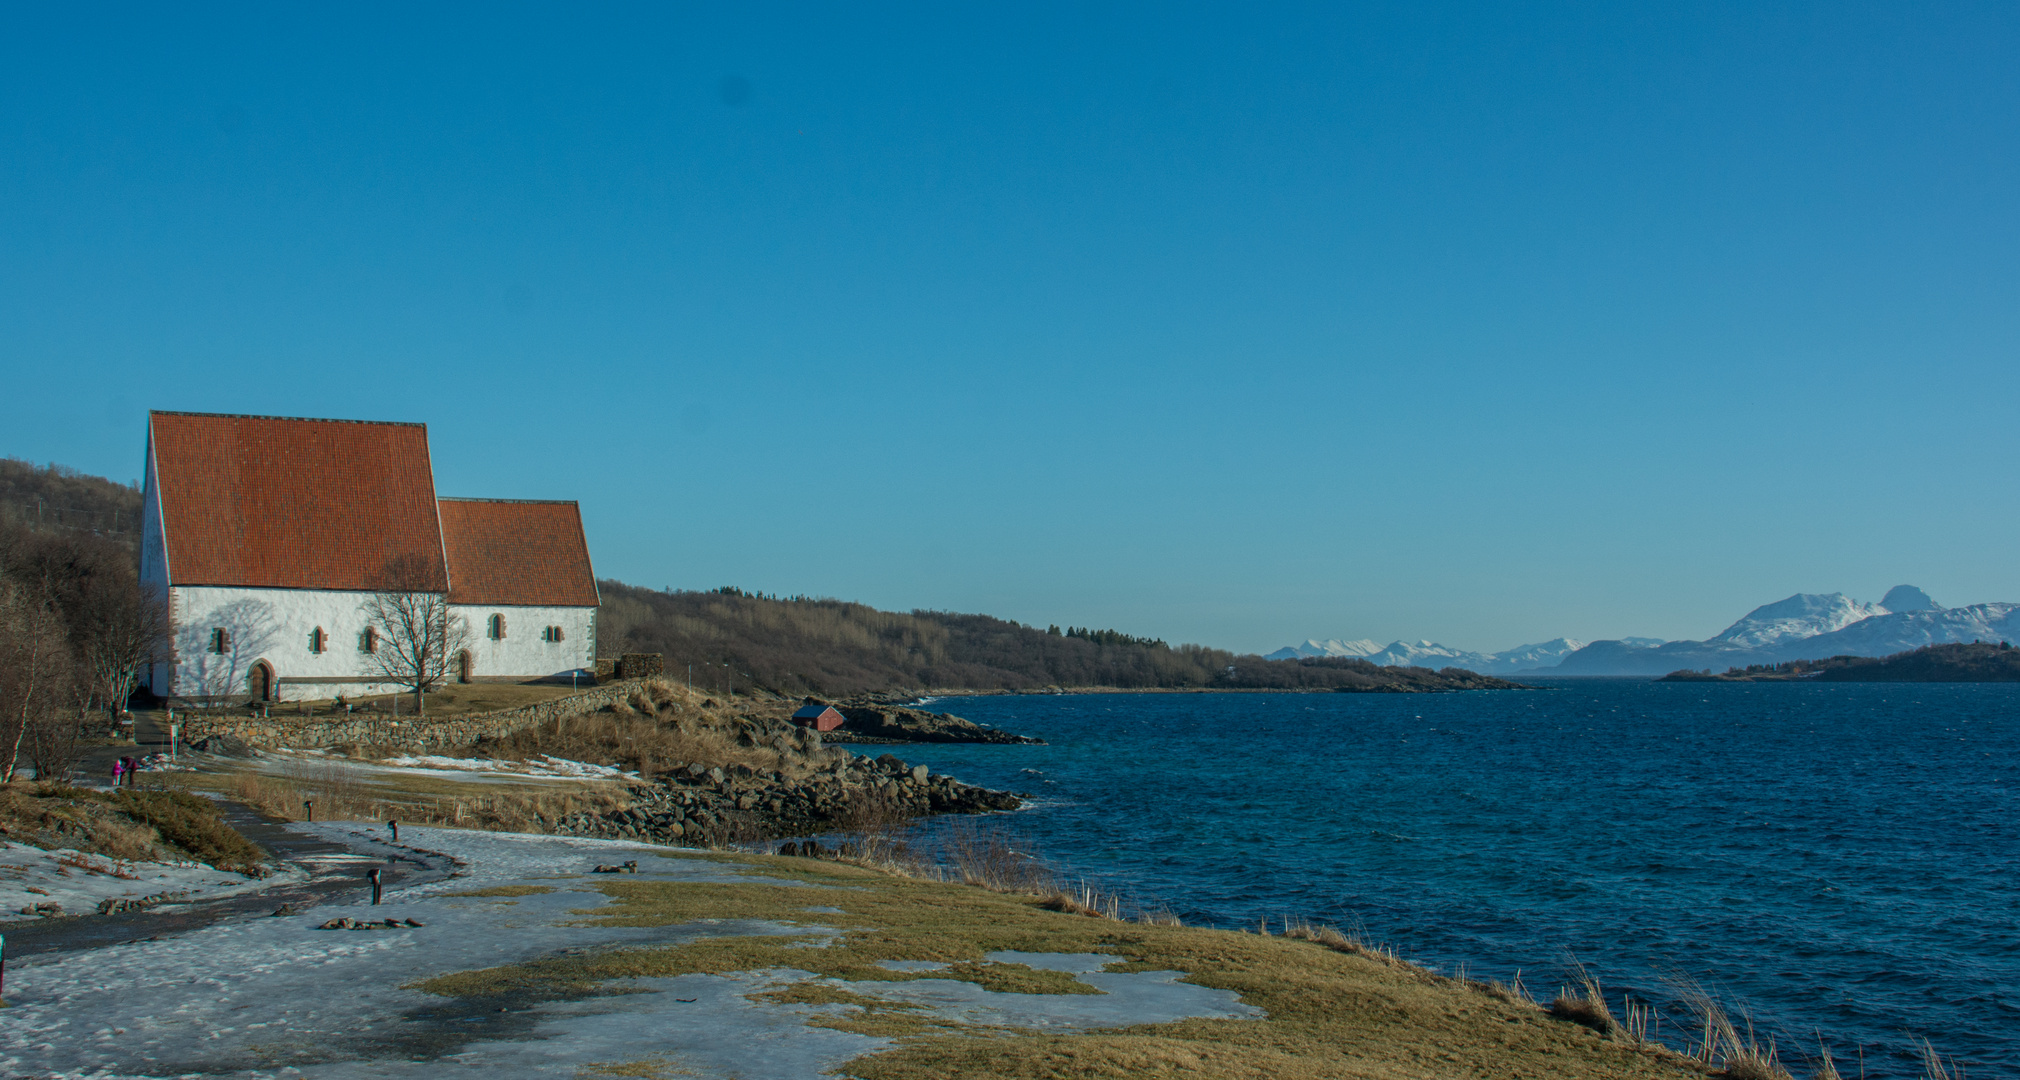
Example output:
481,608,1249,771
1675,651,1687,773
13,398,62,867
489,614,506,640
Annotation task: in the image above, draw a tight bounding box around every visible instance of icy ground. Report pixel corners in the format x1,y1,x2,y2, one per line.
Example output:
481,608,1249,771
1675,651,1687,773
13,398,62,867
1,825,1257,1079
373,754,637,780
1,842,299,923
258,749,638,784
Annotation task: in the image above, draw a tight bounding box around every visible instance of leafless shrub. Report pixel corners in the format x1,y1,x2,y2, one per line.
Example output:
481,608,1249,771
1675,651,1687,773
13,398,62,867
933,817,1055,894
24,710,85,782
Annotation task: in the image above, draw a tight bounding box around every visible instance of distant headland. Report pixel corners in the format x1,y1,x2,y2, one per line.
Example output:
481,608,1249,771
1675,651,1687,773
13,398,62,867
1656,641,2020,683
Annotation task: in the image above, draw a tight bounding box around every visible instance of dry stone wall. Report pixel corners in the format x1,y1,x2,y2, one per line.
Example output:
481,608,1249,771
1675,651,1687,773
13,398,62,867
178,680,649,753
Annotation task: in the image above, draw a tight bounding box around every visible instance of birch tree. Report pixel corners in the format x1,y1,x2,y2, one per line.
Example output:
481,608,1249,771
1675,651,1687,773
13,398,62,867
0,579,71,782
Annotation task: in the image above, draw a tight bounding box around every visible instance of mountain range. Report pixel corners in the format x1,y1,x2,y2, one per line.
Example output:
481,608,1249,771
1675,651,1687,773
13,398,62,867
1268,585,2019,677
1265,636,1662,675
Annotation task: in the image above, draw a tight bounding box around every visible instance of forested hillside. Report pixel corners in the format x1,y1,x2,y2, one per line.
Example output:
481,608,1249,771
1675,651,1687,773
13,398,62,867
1659,641,2020,682
0,458,144,551
594,582,1517,695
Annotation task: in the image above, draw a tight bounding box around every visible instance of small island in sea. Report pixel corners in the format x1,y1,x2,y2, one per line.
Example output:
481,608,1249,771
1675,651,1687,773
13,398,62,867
1657,640,2020,683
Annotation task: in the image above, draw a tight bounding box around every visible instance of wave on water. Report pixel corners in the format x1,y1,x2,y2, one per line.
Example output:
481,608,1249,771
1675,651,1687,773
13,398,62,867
890,681,2020,1080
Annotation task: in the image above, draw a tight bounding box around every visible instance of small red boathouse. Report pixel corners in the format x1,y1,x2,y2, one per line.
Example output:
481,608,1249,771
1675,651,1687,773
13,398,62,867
791,704,845,732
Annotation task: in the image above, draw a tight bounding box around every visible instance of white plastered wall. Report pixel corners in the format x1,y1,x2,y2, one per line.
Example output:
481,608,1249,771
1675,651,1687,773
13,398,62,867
165,585,406,700
450,603,597,683
163,587,596,700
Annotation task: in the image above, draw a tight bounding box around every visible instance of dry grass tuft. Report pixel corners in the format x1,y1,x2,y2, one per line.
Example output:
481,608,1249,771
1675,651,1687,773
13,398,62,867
1671,977,1792,1080
1920,1038,1965,1080
1280,917,1418,973
1551,964,1623,1038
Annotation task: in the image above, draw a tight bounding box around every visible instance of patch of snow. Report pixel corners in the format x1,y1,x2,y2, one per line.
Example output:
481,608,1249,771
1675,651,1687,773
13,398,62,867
0,841,300,922
878,959,950,972
2,825,1257,1079
376,753,638,781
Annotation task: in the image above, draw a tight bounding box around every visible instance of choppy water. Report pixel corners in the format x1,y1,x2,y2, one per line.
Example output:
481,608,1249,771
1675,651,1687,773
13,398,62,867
888,680,2020,1078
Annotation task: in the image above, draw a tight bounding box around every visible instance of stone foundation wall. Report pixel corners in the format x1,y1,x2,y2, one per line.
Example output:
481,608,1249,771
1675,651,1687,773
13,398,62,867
178,680,651,753
617,653,664,679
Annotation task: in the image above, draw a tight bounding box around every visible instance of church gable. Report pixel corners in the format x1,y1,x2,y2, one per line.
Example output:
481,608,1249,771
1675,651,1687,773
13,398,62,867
148,411,448,592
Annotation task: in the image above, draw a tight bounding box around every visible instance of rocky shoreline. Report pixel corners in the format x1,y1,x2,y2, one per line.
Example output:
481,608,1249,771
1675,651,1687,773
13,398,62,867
549,747,1024,845
822,700,1044,744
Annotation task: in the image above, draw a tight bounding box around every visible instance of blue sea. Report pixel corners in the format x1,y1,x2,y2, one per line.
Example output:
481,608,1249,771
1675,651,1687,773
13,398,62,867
887,680,2019,1078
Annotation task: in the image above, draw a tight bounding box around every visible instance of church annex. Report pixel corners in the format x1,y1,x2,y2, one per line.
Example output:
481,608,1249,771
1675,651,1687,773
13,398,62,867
140,411,599,701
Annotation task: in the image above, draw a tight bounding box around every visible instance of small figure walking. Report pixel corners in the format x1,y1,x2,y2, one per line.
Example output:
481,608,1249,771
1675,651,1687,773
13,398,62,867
367,867,383,905
111,758,125,788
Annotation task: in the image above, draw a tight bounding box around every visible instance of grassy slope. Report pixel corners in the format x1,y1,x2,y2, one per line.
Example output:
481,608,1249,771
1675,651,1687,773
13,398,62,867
0,782,268,873
417,852,1694,1080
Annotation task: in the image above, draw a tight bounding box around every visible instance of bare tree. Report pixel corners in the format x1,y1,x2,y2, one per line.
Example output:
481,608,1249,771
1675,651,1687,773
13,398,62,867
0,579,72,783
24,704,84,782
359,554,468,716
74,575,166,719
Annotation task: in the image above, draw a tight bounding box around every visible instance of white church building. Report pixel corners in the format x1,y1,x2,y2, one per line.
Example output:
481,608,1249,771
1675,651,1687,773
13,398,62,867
140,411,600,702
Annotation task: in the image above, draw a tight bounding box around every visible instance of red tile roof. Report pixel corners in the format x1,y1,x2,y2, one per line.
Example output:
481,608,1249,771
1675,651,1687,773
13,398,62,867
437,498,599,607
149,412,449,591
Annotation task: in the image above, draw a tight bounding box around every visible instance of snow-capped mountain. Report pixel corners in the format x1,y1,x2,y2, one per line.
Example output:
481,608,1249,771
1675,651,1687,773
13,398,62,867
1488,638,1593,671
1545,585,2015,675
1263,638,1385,661
1361,640,1494,670
1265,636,1609,674
1265,584,2008,678
1782,602,2018,659
1710,593,1889,649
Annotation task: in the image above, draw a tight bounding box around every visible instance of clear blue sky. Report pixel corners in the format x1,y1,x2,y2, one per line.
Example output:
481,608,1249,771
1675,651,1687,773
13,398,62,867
3,3,2016,654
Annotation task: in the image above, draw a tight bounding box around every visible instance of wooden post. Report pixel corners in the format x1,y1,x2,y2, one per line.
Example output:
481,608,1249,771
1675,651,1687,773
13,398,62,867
303,799,314,822
387,820,399,842
368,867,383,905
